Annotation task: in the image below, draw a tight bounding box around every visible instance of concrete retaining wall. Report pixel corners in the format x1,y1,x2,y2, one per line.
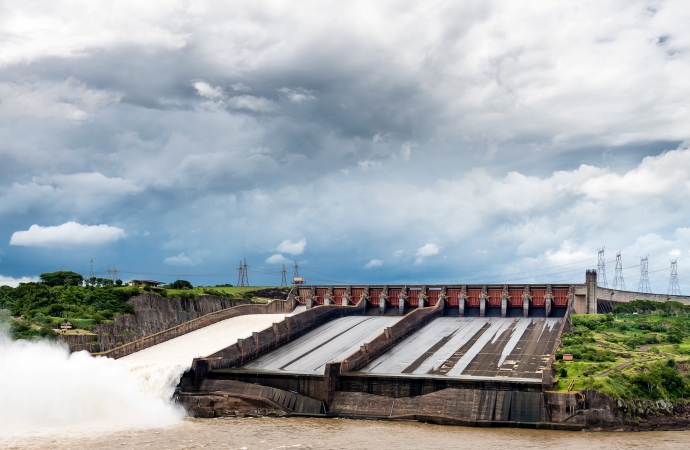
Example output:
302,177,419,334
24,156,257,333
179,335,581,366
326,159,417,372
182,300,367,396
596,287,690,305
339,297,445,373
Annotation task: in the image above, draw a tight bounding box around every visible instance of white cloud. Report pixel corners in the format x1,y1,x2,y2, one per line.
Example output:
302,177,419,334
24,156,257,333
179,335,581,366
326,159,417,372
0,78,120,122
231,83,251,92
9,222,125,247
415,243,441,264
0,275,39,287
278,87,316,103
163,252,196,266
193,81,224,99
358,160,381,171
226,95,276,112
365,259,383,268
266,254,290,264
275,238,306,255
416,243,441,257
400,141,417,162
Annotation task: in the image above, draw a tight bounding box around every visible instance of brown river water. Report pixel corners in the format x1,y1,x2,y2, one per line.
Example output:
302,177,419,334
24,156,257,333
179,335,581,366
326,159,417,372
2,418,688,450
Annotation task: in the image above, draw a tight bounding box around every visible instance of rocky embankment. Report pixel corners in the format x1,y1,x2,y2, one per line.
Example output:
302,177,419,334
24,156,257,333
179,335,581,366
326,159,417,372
57,294,254,353
582,389,690,431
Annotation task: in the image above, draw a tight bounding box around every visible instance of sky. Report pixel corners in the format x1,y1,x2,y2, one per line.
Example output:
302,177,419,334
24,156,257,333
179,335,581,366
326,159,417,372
1,0,690,292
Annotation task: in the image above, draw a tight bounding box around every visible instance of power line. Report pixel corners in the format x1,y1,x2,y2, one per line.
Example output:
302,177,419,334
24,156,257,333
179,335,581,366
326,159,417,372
613,251,626,290
669,259,681,295
597,248,608,288
638,255,651,293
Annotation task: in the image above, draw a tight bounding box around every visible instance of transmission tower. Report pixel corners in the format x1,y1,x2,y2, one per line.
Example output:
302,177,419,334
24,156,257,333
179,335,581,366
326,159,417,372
242,258,249,286
294,260,300,279
281,264,287,286
113,266,118,282
668,260,681,295
89,258,94,279
638,256,651,293
613,251,626,290
237,260,245,287
107,265,112,282
597,248,608,288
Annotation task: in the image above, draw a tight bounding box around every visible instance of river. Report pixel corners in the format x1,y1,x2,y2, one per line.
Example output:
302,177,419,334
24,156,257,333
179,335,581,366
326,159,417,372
2,417,688,449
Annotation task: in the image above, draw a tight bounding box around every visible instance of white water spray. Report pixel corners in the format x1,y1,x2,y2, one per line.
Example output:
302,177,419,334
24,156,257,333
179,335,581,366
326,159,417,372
0,330,185,438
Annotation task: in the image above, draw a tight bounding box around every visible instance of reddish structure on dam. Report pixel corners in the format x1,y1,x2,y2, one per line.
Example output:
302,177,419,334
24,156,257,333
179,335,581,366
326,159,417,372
175,273,606,429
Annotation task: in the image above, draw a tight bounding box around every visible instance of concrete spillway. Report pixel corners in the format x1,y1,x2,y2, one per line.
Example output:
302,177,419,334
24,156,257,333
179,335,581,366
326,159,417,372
359,317,561,380
122,306,306,366
243,316,400,374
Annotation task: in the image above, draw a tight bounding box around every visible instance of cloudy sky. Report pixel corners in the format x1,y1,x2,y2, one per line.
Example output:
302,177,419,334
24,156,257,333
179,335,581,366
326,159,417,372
1,0,690,292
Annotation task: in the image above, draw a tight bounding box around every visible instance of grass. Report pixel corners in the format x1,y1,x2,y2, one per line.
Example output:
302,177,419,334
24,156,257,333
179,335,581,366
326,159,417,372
554,309,690,400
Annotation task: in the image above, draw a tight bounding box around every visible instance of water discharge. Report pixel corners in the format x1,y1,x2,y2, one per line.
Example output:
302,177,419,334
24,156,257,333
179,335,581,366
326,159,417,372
0,330,185,438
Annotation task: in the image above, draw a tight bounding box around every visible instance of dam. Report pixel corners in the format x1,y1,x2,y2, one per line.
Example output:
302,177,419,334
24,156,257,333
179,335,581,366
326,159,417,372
98,270,690,429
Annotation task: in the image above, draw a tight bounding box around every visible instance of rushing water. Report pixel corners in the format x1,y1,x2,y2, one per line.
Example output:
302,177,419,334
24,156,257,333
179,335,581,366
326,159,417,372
1,417,689,449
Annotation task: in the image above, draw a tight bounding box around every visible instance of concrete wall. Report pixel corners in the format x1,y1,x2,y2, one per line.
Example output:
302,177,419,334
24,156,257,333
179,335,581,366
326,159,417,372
182,300,368,397
596,287,690,305
339,297,445,373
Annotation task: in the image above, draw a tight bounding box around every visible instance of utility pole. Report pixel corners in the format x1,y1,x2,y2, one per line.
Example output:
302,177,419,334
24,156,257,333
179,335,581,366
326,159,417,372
597,248,608,288
613,251,626,291
243,258,249,287
668,260,681,295
638,256,651,293
281,264,287,286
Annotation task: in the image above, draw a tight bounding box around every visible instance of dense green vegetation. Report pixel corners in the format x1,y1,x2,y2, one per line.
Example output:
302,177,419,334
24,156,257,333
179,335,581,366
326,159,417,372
0,271,285,340
555,300,690,401
0,272,141,339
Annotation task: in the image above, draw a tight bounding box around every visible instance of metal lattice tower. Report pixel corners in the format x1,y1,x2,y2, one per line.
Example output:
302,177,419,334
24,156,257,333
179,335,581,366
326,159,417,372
668,259,681,295
113,266,118,282
597,248,608,288
294,260,300,279
281,264,287,286
638,256,651,293
89,258,94,279
237,260,245,287
107,265,112,282
613,251,626,291
242,258,249,286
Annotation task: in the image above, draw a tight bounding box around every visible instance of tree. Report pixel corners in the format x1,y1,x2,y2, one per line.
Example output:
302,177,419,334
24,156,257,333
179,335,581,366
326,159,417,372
169,279,193,290
39,271,84,287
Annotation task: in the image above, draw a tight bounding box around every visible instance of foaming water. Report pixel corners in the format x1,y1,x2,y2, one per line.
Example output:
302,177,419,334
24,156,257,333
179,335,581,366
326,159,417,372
0,331,185,438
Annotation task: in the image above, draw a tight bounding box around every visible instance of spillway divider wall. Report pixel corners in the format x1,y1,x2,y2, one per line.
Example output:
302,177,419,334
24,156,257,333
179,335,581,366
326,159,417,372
184,298,367,391
339,296,446,373
97,295,298,359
